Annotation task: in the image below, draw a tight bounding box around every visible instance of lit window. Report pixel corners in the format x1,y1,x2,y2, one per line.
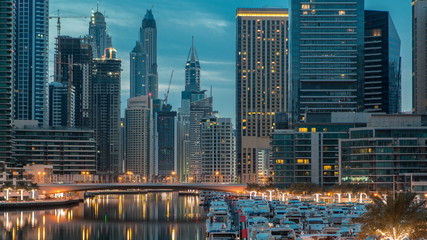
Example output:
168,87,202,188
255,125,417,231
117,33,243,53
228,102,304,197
323,165,332,170
298,128,308,132
276,159,284,164
311,128,316,132
339,11,345,15
301,4,310,9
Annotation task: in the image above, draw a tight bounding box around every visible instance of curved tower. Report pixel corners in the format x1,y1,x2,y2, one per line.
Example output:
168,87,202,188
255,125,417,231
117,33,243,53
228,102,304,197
89,10,112,58
140,10,158,99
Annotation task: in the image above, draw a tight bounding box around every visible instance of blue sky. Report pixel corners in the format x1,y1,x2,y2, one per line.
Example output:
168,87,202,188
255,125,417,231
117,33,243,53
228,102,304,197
50,0,413,120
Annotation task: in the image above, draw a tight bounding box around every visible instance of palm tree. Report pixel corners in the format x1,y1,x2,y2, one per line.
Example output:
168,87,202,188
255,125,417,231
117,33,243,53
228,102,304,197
354,192,427,240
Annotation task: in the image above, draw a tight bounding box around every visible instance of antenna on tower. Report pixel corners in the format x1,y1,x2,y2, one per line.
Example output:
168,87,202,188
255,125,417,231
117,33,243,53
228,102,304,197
210,85,213,98
97,1,99,12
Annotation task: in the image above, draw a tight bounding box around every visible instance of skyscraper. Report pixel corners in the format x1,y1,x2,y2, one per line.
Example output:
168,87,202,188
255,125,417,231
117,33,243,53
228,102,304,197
184,37,201,93
413,0,427,114
188,95,213,182
140,10,158,99
54,36,93,128
88,10,112,58
92,48,121,173
125,96,152,177
15,0,49,126
155,105,177,179
364,10,401,114
200,115,235,183
289,0,365,123
177,39,204,182
130,41,145,98
0,0,14,163
236,8,289,183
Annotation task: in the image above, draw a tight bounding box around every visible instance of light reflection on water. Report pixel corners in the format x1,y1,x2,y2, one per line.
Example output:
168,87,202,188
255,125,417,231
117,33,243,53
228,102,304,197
0,192,207,240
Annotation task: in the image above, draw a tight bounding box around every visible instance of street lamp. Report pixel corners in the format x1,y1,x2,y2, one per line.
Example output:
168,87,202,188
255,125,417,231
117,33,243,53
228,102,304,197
171,171,176,183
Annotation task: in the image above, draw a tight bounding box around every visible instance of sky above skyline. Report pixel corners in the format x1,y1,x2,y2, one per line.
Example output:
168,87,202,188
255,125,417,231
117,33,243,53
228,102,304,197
50,0,413,121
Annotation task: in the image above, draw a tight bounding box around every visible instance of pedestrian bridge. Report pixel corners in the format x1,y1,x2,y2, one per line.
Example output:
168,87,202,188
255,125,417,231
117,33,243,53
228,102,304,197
39,183,247,194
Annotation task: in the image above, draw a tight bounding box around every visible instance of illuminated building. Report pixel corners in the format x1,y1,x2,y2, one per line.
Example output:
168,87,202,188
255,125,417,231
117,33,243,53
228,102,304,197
289,0,365,123
341,114,427,191
12,120,96,175
92,48,121,173
200,115,235,183
48,82,74,128
272,112,370,188
236,8,289,183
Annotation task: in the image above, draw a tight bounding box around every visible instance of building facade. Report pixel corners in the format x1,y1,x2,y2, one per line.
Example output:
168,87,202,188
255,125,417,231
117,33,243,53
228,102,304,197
13,120,96,175
236,8,289,183
15,0,49,126
155,107,177,179
200,116,235,183
413,0,427,114
341,115,427,191
0,0,14,164
364,10,401,113
272,113,371,188
48,82,74,128
54,36,93,128
289,0,365,123
125,96,152,178
88,10,112,58
92,48,121,173
188,96,213,182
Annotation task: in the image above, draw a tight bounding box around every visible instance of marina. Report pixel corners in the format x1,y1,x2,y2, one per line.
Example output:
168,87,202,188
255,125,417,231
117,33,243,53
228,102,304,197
202,191,366,240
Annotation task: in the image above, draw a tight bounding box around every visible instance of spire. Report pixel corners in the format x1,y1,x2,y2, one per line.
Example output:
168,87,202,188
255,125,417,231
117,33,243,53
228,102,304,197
142,9,156,28
187,36,199,62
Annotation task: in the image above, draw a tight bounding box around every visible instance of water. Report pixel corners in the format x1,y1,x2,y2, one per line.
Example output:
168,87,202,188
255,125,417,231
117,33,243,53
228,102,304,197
0,192,207,240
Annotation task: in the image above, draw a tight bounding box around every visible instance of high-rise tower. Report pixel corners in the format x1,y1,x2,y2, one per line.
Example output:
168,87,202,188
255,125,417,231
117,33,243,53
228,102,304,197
289,0,365,123
89,10,112,58
413,0,427,113
141,10,158,99
92,48,121,173
15,0,49,126
364,10,401,114
185,37,201,93
236,8,289,183
130,41,146,98
0,0,14,163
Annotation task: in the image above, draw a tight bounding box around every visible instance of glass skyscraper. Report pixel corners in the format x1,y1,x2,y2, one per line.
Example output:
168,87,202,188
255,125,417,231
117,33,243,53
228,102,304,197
15,0,49,126
0,0,14,163
289,0,365,123
364,10,401,114
88,10,112,58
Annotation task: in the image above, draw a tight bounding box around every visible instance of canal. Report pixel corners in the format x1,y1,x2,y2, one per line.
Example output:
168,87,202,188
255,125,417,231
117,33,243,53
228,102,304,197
0,192,207,240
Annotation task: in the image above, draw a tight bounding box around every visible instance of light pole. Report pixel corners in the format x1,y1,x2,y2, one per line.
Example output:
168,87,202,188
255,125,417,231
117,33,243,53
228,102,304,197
171,171,176,183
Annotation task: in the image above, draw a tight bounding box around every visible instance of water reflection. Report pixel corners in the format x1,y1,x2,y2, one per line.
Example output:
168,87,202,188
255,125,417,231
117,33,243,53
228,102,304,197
0,192,207,240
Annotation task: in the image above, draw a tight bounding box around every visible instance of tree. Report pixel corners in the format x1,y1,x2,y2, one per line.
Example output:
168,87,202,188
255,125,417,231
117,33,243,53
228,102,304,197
354,192,427,240
286,183,323,195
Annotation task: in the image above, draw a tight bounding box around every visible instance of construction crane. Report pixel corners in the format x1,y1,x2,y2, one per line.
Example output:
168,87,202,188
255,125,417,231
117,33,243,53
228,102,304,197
49,10,91,36
164,70,174,105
